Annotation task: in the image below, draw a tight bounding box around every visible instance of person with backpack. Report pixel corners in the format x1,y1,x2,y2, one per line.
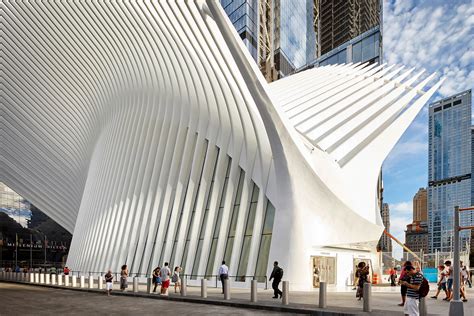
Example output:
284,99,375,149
400,265,428,316
269,261,283,299
172,266,181,293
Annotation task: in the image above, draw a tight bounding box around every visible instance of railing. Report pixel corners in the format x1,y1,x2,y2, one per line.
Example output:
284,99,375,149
39,270,268,289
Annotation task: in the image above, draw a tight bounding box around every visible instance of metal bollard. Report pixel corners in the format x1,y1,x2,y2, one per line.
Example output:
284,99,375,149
147,277,153,294
133,277,139,293
65,275,70,287
250,279,257,303
89,275,94,289
51,274,56,285
201,279,207,298
319,281,327,308
282,281,289,305
181,276,187,296
80,275,85,288
72,276,77,287
419,297,427,316
40,273,45,284
363,282,371,312
30,273,34,283
35,273,39,283
223,278,230,300
98,275,103,290
45,274,50,285
57,274,63,286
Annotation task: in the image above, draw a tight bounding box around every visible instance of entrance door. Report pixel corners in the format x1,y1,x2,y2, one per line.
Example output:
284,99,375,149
312,256,336,288
352,258,373,285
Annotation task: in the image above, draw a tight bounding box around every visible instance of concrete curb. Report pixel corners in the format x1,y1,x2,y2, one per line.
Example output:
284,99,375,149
0,280,390,315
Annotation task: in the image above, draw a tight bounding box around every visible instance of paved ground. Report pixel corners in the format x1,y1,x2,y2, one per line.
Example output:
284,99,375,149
1,280,473,315
0,283,286,316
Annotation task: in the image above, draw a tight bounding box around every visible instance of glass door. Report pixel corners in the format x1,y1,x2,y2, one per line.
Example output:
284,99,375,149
312,256,336,288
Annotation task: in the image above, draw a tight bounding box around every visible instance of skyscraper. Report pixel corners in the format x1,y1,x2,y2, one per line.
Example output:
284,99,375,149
272,0,316,79
428,89,473,252
405,188,428,254
318,0,380,56
220,0,259,61
413,188,427,222
377,203,392,252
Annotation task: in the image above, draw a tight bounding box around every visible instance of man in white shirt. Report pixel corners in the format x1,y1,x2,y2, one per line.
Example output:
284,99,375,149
218,260,229,294
160,262,171,295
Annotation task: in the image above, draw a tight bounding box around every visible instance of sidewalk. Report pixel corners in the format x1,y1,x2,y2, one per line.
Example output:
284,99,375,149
1,277,473,316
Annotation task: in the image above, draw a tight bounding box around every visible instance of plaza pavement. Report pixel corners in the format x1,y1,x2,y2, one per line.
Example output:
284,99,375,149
0,279,473,315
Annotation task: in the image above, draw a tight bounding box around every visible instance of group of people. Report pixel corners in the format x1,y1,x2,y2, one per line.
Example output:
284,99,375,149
102,260,284,299
218,260,284,299
103,263,182,296
354,262,371,300
152,263,182,295
430,260,469,302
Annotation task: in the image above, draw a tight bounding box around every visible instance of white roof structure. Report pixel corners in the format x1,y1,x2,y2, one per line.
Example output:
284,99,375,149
1,0,442,289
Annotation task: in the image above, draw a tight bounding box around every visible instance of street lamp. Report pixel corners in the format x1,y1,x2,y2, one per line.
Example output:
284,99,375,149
449,205,474,316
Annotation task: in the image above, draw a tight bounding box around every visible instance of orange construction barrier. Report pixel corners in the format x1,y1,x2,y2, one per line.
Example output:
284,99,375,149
372,273,378,284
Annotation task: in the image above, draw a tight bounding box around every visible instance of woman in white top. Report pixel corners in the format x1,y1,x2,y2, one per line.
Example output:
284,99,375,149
172,266,181,293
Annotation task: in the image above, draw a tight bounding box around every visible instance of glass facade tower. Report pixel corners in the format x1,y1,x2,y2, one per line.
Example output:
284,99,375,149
428,89,473,252
221,0,259,60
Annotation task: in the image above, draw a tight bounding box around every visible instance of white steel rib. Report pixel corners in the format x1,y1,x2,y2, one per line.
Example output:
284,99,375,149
0,0,442,289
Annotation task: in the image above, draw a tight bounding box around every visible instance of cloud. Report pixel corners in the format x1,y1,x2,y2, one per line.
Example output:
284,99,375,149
383,0,474,98
389,201,413,213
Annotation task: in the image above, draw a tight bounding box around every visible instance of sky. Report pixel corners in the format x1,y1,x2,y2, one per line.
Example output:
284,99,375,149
382,0,474,259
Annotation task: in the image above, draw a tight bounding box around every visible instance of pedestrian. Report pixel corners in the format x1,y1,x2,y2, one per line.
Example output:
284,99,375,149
172,266,181,293
444,260,453,300
120,264,128,292
218,260,229,294
160,262,171,296
63,266,70,275
399,265,423,316
389,267,397,286
459,261,468,302
398,261,412,306
269,261,283,299
431,265,448,300
356,262,370,300
461,262,471,288
50,266,57,275
152,266,161,293
105,269,113,296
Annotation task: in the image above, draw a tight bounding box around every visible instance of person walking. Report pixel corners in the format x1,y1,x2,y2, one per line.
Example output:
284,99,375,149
172,266,181,293
444,260,453,300
120,265,128,292
269,261,283,299
152,266,161,293
63,266,70,275
356,262,370,300
160,262,171,296
218,261,229,294
398,261,412,306
105,269,114,296
431,265,448,300
389,267,397,286
399,265,423,316
461,262,471,288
